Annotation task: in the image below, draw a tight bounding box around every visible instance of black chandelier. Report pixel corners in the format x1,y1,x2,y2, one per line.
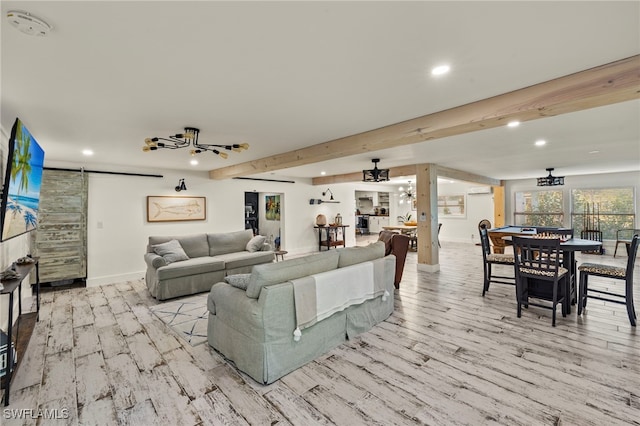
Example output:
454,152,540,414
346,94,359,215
362,158,390,182
143,127,249,158
537,167,565,186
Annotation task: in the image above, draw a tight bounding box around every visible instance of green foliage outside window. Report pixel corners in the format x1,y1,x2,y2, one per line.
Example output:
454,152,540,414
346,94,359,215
571,188,635,240
514,190,564,227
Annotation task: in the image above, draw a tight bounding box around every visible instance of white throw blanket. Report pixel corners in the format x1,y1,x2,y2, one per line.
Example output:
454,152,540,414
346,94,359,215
291,261,389,341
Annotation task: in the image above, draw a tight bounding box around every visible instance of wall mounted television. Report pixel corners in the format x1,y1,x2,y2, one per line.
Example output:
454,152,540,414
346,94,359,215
0,118,45,241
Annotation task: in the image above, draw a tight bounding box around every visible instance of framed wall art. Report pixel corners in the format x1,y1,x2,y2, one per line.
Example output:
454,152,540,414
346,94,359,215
147,196,206,222
265,195,280,220
437,194,466,218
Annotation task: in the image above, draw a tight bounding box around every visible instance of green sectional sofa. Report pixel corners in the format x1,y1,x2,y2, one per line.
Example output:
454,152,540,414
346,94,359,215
207,241,395,384
144,229,274,300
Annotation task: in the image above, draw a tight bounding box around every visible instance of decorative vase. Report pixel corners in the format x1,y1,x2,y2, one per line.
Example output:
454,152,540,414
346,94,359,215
316,214,327,226
335,213,342,226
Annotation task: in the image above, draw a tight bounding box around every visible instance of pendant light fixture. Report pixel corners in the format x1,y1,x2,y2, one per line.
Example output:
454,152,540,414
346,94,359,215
362,158,390,182
143,127,249,159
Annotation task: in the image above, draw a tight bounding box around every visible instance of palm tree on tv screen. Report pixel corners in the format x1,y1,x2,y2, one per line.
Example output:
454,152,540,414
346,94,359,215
11,122,32,194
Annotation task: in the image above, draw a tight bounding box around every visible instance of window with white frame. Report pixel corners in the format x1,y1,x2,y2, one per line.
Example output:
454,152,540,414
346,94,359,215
571,187,635,240
514,190,564,227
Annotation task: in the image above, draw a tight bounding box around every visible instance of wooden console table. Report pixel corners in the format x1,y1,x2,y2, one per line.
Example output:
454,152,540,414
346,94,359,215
314,225,349,251
1,257,39,406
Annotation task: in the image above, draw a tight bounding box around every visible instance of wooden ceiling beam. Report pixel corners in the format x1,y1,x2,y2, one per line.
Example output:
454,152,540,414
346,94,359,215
209,55,640,180
312,164,418,186
435,166,502,187
311,164,500,186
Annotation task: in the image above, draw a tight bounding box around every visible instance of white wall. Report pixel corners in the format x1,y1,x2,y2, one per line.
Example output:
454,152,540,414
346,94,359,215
436,182,494,243
74,163,332,286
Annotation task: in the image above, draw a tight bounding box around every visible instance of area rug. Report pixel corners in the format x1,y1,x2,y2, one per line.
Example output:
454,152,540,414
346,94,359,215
150,293,209,346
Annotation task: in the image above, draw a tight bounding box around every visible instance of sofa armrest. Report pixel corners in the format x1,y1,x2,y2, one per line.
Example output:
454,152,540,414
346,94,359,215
144,252,167,269
210,282,264,329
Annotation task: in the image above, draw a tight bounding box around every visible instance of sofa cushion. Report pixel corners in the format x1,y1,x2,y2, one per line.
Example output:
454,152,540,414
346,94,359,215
224,273,252,290
337,241,385,268
246,250,340,299
157,257,225,280
208,230,254,256
148,234,209,258
152,239,189,264
214,251,275,270
246,235,267,252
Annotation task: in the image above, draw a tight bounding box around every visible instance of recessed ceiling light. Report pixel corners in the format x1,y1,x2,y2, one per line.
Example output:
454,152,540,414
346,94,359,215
589,150,600,154
507,121,520,128
320,171,326,176
431,64,450,76
535,139,547,146
82,149,94,156
190,159,198,166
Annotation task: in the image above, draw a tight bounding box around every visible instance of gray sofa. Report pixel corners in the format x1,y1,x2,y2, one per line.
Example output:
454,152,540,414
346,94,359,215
207,241,395,384
144,229,274,300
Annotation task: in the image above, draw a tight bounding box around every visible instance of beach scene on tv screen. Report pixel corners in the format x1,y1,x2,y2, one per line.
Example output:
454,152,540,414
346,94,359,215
2,120,45,240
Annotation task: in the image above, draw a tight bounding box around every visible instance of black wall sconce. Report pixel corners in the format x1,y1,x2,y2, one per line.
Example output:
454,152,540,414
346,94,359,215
175,178,187,192
322,188,335,200
309,187,340,204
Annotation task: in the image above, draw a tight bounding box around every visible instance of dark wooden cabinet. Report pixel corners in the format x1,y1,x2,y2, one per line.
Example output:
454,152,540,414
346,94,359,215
244,192,259,235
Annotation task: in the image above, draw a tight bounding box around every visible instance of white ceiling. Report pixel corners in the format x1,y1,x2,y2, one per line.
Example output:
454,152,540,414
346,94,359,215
2,1,639,183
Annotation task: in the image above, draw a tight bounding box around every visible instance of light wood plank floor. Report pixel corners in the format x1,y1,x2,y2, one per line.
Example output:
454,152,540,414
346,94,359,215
2,242,639,425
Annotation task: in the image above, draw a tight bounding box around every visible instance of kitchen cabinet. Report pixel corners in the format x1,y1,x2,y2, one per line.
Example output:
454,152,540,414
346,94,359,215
368,216,390,234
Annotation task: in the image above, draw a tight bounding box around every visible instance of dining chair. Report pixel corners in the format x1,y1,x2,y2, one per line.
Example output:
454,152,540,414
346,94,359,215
512,236,569,327
577,234,639,326
613,228,640,258
535,228,574,269
478,219,513,248
479,226,515,296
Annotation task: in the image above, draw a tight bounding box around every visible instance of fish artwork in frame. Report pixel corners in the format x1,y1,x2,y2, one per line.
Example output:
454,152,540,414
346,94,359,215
147,196,206,222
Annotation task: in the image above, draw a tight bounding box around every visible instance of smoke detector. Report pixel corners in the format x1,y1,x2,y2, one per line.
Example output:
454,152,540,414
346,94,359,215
6,10,52,36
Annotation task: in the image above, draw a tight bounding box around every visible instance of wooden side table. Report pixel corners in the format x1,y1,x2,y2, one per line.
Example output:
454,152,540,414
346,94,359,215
314,225,349,251
1,257,39,406
274,250,288,262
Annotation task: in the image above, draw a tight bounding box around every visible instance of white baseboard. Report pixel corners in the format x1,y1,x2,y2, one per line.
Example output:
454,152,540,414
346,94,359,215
417,263,440,273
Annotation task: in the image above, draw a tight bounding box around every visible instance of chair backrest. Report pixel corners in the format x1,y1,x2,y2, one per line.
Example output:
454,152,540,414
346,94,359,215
512,236,563,280
479,226,492,258
378,230,410,286
478,219,492,230
624,234,640,281
617,228,640,240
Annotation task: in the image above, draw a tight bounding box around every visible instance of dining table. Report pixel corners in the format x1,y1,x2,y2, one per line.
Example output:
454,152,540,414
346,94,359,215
382,225,417,234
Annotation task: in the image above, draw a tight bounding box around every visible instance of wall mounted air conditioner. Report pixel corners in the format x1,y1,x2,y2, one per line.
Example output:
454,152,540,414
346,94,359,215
467,186,493,195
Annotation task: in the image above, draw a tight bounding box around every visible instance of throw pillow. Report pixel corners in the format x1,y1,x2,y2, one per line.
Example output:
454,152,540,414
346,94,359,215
152,239,189,264
246,235,267,252
224,273,252,290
